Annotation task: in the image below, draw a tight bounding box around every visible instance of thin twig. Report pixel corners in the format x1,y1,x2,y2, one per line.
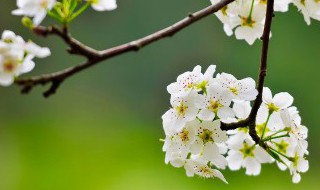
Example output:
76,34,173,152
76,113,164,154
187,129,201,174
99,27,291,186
33,25,99,58
15,0,275,147
221,0,275,147
15,0,235,97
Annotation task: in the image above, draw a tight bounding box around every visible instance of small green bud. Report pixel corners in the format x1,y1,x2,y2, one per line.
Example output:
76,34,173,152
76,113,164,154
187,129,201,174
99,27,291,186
22,17,34,29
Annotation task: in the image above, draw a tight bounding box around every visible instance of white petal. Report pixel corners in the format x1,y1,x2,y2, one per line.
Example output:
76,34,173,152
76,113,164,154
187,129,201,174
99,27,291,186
211,154,228,169
243,157,261,176
217,106,235,119
20,55,35,73
226,150,243,170
91,0,117,11
184,163,195,177
170,158,185,168
212,169,228,184
255,146,273,163
0,73,14,86
203,143,220,161
292,172,301,183
297,159,309,173
32,10,47,26
24,42,51,58
190,139,203,155
273,92,294,109
198,109,215,121
233,100,251,119
277,161,288,171
203,65,216,79
263,87,273,104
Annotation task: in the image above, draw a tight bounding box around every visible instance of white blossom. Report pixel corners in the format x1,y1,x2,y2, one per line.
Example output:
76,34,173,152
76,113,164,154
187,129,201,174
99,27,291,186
226,138,273,175
215,72,258,101
87,0,117,11
167,65,216,97
0,30,50,86
12,0,56,26
198,85,234,121
162,92,204,134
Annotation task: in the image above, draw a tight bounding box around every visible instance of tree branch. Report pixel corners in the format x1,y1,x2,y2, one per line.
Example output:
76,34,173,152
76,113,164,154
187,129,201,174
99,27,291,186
33,25,100,58
14,0,235,97
221,0,275,148
15,0,275,148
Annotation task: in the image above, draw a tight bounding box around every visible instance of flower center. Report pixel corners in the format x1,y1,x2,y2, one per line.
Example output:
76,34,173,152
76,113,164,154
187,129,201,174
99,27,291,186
240,142,255,158
208,99,222,112
196,166,214,178
276,140,289,154
2,60,18,73
267,103,280,113
179,128,190,144
175,102,188,117
199,128,214,144
229,87,239,95
241,17,256,28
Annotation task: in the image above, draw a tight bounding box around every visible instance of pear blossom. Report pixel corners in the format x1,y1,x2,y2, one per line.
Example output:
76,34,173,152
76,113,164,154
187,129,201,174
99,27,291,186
280,108,308,155
184,156,228,183
234,0,266,45
198,85,234,121
260,87,294,131
215,72,258,101
86,0,117,11
210,0,239,36
190,120,228,169
0,30,50,86
12,0,56,26
226,138,273,175
162,65,309,183
167,65,216,97
162,92,204,134
288,150,309,183
163,124,196,164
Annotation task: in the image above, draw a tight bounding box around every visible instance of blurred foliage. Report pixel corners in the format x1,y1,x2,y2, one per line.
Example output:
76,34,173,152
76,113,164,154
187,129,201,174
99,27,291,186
0,0,319,190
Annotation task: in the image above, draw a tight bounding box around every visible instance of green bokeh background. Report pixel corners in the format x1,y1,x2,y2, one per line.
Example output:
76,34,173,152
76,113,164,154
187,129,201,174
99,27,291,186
0,1,319,189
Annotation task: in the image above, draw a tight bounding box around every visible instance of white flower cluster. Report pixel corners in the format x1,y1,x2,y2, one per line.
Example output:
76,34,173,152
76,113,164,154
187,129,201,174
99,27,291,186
162,65,309,183
210,0,320,45
12,0,117,26
0,30,51,86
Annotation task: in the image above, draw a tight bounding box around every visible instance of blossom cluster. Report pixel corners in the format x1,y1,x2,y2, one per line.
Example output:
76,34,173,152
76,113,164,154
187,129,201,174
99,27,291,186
0,30,50,86
162,65,309,183
210,0,320,45
12,0,117,26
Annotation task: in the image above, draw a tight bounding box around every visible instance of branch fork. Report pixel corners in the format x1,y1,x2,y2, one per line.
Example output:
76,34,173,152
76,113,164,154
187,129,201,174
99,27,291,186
15,0,275,148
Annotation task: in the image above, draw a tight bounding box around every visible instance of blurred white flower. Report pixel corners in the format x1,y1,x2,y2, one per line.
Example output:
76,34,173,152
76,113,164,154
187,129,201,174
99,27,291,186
0,30,50,86
87,0,117,11
12,0,56,25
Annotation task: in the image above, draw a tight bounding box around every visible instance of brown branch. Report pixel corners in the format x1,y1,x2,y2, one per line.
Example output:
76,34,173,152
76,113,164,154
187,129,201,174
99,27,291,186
15,0,275,149
221,0,275,148
15,0,235,97
33,25,99,58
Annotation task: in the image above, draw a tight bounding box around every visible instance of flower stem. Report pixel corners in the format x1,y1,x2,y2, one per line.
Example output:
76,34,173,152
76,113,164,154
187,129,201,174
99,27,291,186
261,113,271,139
269,146,292,160
68,2,90,23
262,133,289,141
248,0,255,21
